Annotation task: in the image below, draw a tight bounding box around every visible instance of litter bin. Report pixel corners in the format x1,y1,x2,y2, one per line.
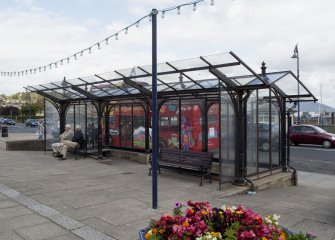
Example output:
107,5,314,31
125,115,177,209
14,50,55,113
1,126,8,137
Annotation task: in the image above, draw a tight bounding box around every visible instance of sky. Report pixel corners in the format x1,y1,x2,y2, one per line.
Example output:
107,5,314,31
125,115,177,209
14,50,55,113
0,0,334,106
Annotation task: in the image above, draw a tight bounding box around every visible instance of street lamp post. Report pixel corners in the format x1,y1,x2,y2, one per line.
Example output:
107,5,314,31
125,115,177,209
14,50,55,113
291,44,300,124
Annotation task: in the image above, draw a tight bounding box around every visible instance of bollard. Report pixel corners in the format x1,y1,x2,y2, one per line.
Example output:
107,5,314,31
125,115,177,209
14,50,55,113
1,126,8,137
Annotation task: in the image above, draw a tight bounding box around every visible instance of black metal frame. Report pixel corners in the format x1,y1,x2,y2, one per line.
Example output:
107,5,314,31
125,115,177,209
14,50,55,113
26,52,317,187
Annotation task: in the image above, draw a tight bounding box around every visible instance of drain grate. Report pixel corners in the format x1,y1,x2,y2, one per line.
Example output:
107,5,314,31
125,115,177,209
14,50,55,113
121,172,135,175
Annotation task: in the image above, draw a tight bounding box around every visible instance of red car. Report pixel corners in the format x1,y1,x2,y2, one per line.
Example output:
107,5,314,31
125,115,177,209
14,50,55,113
289,124,335,148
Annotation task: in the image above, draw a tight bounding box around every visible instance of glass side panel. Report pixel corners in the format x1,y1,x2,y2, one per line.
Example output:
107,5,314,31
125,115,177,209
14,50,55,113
44,99,60,150
246,91,258,175
120,106,132,148
207,103,219,154
220,91,235,179
87,103,98,150
159,101,179,150
133,105,146,150
75,104,86,136
181,100,202,152
109,105,120,147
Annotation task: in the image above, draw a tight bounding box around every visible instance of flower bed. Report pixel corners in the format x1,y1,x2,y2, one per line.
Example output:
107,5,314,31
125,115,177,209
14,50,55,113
141,201,316,240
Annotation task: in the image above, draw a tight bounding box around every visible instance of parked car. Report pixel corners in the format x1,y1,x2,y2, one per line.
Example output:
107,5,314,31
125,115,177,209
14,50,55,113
25,119,39,127
289,124,335,148
0,117,5,124
2,118,15,125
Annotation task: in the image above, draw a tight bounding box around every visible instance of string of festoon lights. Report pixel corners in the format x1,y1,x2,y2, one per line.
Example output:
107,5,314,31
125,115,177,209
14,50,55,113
0,0,215,78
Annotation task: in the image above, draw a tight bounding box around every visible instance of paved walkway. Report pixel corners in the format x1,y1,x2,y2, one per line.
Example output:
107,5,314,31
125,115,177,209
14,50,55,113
0,133,334,239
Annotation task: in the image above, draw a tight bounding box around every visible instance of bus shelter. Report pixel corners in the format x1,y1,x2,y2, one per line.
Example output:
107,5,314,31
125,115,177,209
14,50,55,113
25,51,317,188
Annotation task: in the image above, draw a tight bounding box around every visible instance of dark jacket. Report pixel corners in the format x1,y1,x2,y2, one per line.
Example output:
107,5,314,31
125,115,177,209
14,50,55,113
72,130,84,147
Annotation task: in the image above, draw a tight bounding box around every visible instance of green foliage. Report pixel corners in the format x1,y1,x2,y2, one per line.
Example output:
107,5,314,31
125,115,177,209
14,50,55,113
223,222,240,240
285,231,316,240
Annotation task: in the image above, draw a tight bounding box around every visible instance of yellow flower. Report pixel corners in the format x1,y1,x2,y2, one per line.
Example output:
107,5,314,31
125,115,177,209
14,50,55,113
145,230,152,240
152,228,158,234
280,232,286,240
159,229,165,234
183,221,190,227
262,237,267,240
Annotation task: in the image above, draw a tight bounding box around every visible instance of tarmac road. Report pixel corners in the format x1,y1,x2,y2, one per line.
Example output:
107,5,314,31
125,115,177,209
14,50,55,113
290,145,335,175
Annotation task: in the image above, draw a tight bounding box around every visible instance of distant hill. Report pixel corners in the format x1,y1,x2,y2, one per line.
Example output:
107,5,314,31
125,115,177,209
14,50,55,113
291,102,335,113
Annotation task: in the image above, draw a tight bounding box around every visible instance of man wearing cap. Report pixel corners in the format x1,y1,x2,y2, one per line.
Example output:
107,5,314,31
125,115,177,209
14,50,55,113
51,124,73,157
58,125,84,160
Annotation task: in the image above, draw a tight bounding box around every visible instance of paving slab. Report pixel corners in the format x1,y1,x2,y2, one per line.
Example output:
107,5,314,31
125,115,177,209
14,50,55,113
0,134,334,239
0,231,24,240
15,222,70,240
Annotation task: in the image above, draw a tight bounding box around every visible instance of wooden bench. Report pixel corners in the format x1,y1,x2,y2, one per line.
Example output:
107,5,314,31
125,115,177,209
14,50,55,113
149,149,214,186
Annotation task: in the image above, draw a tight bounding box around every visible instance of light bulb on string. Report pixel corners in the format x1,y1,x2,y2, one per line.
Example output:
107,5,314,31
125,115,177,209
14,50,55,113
18,72,20,76
39,67,41,72
125,28,128,34
34,69,36,74
61,60,63,65
149,15,152,22
115,33,118,40
26,70,28,74
80,51,83,56
49,64,52,69
136,21,139,28
193,3,197,11
43,66,46,71
89,48,92,54
105,38,109,45
74,54,77,60
97,43,101,50
177,6,181,15
161,11,165,19
67,58,70,64
210,0,214,6
55,62,58,68
30,69,32,74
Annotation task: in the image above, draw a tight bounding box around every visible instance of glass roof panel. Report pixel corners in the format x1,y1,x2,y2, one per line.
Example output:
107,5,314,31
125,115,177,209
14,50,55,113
45,90,67,100
171,81,202,91
198,79,218,88
246,72,287,85
66,78,87,86
167,56,208,70
141,62,175,74
201,52,237,66
272,73,309,96
183,69,217,81
96,71,122,81
115,67,146,77
79,75,101,83
230,75,256,86
217,64,257,80
33,85,48,90
157,73,181,84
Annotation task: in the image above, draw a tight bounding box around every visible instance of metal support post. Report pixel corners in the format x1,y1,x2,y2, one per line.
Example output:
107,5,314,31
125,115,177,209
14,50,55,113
151,8,158,210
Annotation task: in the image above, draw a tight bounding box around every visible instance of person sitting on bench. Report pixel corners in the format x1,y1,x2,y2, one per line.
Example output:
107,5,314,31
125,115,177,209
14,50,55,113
58,125,84,160
51,124,73,157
